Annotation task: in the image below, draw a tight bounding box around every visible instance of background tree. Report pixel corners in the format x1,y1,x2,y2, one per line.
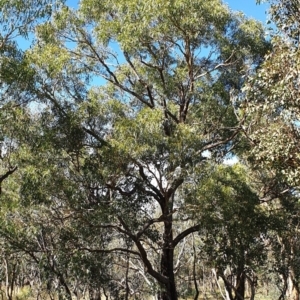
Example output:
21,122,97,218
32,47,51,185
243,1,300,299
194,164,267,300
245,0,300,186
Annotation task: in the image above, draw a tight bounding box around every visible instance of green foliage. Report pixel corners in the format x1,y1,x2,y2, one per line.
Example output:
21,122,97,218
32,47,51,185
244,0,300,186
0,0,272,298
195,164,266,269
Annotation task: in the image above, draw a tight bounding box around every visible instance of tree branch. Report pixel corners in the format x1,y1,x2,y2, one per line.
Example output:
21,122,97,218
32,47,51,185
0,166,17,184
117,216,168,285
173,224,200,247
77,246,141,257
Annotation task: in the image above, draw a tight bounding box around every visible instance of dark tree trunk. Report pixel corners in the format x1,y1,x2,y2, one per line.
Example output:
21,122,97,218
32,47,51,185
234,271,246,300
158,214,178,300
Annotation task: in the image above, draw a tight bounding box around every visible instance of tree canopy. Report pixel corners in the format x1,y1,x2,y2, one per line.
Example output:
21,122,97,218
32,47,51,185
0,0,299,300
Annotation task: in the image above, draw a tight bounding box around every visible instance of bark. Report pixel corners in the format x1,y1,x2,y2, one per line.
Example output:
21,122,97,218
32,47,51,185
158,214,178,300
219,273,234,300
192,233,199,300
219,269,247,300
245,273,257,300
234,271,246,300
286,270,300,300
287,242,300,300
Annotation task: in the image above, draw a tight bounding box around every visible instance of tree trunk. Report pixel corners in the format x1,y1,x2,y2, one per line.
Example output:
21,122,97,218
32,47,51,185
234,271,246,300
245,273,257,300
158,214,178,300
286,270,299,300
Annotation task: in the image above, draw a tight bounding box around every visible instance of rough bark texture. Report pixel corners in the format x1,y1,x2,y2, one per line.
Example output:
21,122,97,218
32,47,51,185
158,213,178,300
234,271,246,300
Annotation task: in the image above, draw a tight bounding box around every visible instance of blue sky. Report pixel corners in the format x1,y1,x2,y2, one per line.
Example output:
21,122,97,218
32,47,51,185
226,0,269,23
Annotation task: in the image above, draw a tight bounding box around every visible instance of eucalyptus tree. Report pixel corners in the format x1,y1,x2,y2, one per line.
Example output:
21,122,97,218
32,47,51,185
0,0,53,192
245,0,300,186
0,0,269,299
0,0,67,191
0,1,73,298
194,164,267,300
243,1,300,299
